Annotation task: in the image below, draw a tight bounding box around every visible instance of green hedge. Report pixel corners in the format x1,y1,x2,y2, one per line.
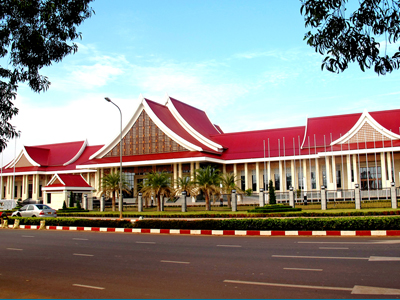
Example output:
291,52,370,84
131,217,400,230
5,216,400,231
56,210,400,218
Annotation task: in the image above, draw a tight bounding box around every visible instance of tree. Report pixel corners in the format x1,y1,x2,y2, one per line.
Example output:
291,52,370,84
301,0,400,75
0,0,94,151
101,172,131,212
174,176,198,198
194,166,221,211
220,172,242,208
141,171,173,212
268,180,276,205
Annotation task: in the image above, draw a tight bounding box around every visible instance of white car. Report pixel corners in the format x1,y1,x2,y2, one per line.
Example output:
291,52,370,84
12,204,57,218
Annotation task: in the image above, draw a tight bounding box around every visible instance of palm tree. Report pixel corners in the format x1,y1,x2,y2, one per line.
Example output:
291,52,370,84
194,165,221,211
101,172,131,211
174,176,198,197
141,171,173,211
220,172,242,208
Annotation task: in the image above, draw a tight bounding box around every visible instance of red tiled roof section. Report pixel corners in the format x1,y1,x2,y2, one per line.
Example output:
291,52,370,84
304,113,361,148
169,97,221,138
145,99,216,152
370,109,400,134
212,126,306,160
47,174,91,188
26,141,86,166
305,109,400,148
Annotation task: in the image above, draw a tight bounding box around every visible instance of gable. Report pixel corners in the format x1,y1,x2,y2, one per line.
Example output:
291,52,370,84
331,110,400,146
346,121,391,144
14,153,35,168
104,110,189,157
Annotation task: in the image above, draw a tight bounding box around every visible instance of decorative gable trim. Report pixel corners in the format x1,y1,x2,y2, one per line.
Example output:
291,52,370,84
331,109,400,145
90,96,145,159
143,98,203,152
6,147,41,169
90,95,203,160
165,96,224,152
47,174,65,186
63,140,87,166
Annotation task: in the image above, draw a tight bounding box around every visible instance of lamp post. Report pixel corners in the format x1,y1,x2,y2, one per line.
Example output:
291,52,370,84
105,97,123,219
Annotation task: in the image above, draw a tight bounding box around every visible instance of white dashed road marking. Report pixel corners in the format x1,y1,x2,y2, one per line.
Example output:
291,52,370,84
224,280,400,295
283,267,323,271
73,253,94,257
217,245,242,248
136,241,156,244
7,248,23,251
161,260,190,264
73,238,88,241
73,284,105,290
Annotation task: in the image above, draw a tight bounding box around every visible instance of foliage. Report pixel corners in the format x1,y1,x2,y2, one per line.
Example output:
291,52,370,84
174,176,198,198
141,171,173,211
101,172,131,211
69,192,75,207
194,166,221,211
220,172,242,208
245,188,253,196
0,0,94,150
62,201,67,210
268,180,276,204
76,197,82,210
301,0,400,75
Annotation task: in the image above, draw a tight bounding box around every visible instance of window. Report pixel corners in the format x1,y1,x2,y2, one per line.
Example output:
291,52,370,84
286,168,292,190
274,173,280,190
336,168,341,188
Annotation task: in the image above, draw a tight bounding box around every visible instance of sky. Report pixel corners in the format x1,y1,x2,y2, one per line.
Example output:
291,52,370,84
3,0,400,166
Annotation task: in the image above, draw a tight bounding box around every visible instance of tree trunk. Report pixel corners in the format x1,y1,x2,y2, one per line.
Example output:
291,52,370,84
227,194,232,208
205,192,211,211
157,194,161,212
112,191,116,211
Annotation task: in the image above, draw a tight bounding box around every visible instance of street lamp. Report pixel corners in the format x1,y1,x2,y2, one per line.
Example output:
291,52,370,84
105,97,123,219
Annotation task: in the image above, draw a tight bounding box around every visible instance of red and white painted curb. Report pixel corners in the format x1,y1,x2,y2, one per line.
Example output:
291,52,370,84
5,225,400,236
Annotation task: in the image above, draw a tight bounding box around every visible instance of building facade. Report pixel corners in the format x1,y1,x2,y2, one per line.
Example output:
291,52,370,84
1,95,400,209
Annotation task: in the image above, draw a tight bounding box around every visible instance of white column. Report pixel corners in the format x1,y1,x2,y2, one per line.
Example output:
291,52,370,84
381,152,387,188
291,160,295,189
267,161,271,187
190,162,195,180
387,152,393,183
173,163,178,188
278,161,284,191
346,155,352,189
352,155,358,185
332,156,337,190
178,163,182,179
325,156,331,189
302,159,308,191
244,163,249,190
256,163,260,192
315,158,320,190
233,163,237,180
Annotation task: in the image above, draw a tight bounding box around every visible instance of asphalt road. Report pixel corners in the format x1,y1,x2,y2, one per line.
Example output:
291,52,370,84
1,229,400,299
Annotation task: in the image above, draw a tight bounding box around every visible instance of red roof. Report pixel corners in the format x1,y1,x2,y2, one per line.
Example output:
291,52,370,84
212,126,306,160
169,97,221,139
1,142,103,174
26,141,86,166
304,109,400,148
146,99,218,153
46,174,91,188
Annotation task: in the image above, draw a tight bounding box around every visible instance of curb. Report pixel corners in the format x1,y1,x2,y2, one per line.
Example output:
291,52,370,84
6,225,400,236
